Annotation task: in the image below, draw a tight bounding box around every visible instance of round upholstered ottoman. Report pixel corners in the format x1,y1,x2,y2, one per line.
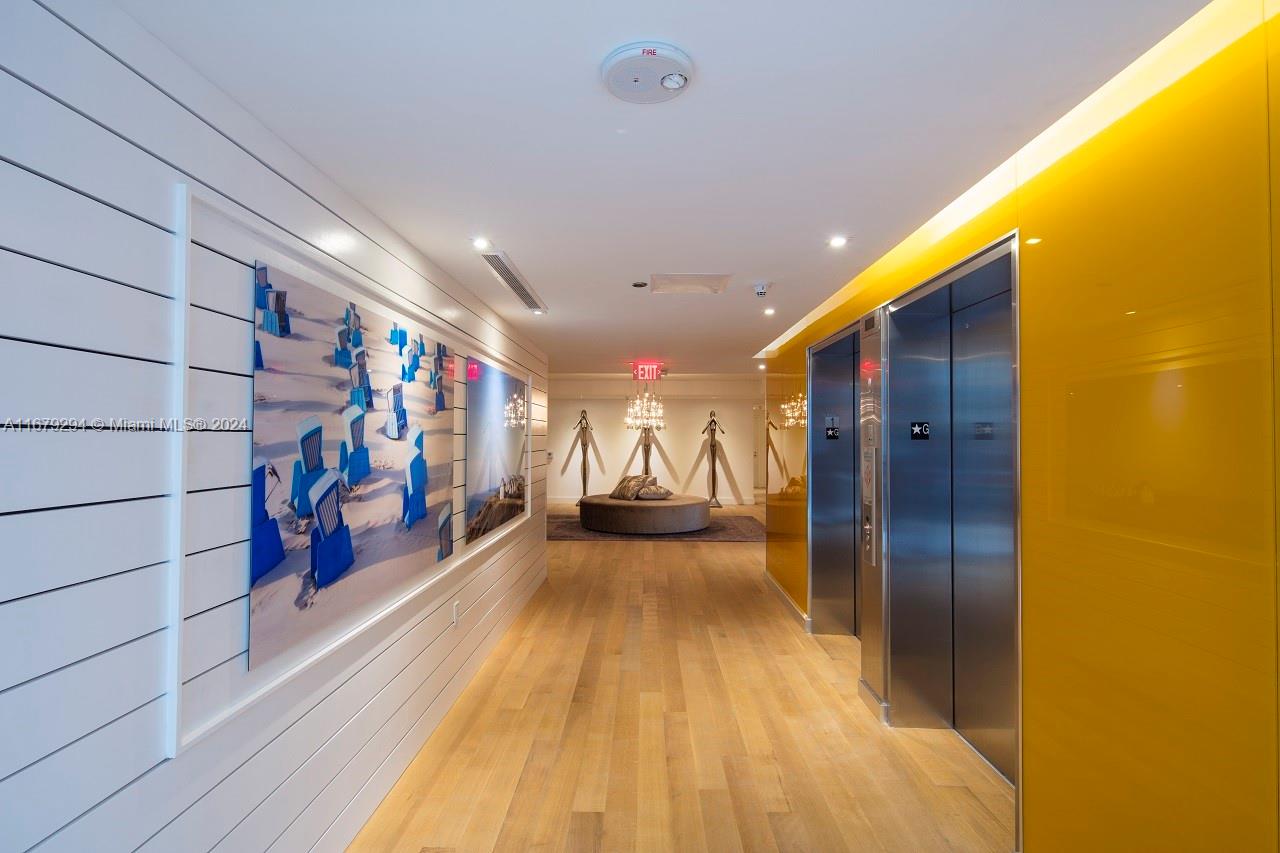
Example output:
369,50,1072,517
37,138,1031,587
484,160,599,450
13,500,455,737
578,494,711,535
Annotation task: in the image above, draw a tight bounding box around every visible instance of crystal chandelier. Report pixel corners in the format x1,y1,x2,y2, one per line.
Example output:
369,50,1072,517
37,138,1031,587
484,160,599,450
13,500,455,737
780,393,807,429
624,388,665,431
503,391,527,429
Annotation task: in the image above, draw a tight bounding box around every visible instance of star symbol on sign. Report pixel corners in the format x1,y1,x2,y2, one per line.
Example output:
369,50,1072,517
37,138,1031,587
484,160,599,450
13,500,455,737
912,424,922,434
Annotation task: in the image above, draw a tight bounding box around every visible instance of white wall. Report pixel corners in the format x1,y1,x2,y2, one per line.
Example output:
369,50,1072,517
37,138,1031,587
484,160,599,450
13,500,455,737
548,374,762,505
0,2,548,850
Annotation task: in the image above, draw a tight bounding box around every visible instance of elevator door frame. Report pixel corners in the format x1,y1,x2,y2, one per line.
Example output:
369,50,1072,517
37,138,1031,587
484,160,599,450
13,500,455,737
806,325,861,636
873,233,1022,842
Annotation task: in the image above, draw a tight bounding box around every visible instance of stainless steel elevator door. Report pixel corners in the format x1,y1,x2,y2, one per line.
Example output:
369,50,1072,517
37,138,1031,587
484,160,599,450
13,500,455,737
809,332,859,635
951,290,1016,780
885,286,953,727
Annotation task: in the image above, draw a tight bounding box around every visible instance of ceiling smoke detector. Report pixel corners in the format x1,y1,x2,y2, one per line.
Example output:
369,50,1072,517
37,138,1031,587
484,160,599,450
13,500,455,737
602,42,694,104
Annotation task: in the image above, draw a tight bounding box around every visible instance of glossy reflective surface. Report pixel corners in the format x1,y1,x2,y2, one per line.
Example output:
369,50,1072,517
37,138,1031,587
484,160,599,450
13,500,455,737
952,286,1016,781
809,331,860,635
885,286,954,729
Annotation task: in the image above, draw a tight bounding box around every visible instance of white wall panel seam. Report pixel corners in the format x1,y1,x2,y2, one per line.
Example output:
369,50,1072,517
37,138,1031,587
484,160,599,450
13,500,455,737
244,553,545,852
131,534,542,849
0,153,172,233
0,626,166,699
211,553,542,851
2,12,545,364
0,693,163,786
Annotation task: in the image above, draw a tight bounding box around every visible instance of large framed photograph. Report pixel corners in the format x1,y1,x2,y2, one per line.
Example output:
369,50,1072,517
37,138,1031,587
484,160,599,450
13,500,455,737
464,357,528,543
249,264,454,668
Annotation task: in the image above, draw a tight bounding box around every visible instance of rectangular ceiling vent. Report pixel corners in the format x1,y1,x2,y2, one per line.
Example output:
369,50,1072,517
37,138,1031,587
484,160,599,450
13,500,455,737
480,250,548,312
649,273,731,295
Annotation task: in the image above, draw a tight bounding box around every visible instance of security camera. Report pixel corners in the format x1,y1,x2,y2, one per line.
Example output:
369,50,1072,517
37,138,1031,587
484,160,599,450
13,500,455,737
754,281,770,297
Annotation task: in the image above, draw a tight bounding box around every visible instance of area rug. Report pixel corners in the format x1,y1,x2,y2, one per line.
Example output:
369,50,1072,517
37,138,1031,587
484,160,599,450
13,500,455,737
547,512,765,542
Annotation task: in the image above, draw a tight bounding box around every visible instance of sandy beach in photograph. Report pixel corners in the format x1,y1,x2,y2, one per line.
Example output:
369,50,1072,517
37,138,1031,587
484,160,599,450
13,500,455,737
250,268,454,668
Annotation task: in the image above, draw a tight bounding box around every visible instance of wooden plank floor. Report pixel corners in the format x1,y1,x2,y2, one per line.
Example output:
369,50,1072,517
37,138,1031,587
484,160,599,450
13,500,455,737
351,527,1013,852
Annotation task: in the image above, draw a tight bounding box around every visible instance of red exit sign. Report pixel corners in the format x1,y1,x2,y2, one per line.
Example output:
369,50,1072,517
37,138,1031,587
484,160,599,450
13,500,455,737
632,361,663,382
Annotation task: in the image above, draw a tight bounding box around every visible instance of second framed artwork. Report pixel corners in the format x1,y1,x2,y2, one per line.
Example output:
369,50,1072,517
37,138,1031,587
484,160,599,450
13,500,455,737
464,357,529,543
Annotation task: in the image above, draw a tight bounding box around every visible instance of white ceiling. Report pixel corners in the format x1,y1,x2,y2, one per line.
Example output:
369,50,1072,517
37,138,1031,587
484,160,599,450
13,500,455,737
119,0,1205,373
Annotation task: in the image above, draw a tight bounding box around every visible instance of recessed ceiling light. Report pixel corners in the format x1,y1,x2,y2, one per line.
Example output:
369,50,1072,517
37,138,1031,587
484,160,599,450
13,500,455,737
757,363,766,370
764,307,776,316
532,309,544,315
471,237,491,251
1025,237,1043,245
828,235,848,249
1125,310,1137,315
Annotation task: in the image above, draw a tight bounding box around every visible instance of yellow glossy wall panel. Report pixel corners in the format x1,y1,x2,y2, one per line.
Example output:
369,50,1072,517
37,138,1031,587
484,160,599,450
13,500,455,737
1017,16,1275,852
1270,11,1280,848
765,359,809,610
764,0,1278,847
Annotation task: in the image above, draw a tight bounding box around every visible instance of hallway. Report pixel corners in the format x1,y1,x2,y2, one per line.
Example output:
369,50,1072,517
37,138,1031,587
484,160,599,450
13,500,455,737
352,518,1013,851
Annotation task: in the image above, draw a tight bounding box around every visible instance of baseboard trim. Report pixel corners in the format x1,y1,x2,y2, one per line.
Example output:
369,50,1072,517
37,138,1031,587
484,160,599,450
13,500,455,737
763,570,812,633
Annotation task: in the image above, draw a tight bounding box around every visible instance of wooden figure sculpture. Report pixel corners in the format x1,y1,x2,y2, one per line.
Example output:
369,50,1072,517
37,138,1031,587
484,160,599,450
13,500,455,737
703,409,726,508
573,409,592,505
765,416,789,483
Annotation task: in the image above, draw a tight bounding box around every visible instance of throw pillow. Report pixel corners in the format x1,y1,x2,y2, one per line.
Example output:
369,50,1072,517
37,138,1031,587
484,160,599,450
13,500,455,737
609,474,656,500
636,484,673,500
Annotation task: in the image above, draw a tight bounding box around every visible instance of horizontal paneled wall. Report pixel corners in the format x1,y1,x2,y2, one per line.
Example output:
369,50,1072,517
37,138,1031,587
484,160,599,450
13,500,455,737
0,1,547,850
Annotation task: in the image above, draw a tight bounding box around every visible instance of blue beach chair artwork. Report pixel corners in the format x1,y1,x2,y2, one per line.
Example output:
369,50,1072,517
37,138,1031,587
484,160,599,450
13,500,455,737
348,348,373,411
412,334,425,371
254,263,271,310
413,335,427,376
437,501,453,561
339,405,371,487
385,382,408,440
250,456,285,585
289,415,328,518
345,302,364,348
388,321,408,354
432,343,449,410
308,471,355,588
334,325,353,369
261,288,291,337
402,443,428,531
400,342,418,383
254,339,265,371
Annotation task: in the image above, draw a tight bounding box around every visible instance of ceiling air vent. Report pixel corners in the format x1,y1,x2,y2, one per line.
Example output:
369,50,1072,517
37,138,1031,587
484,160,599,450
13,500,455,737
649,273,731,294
480,250,548,313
